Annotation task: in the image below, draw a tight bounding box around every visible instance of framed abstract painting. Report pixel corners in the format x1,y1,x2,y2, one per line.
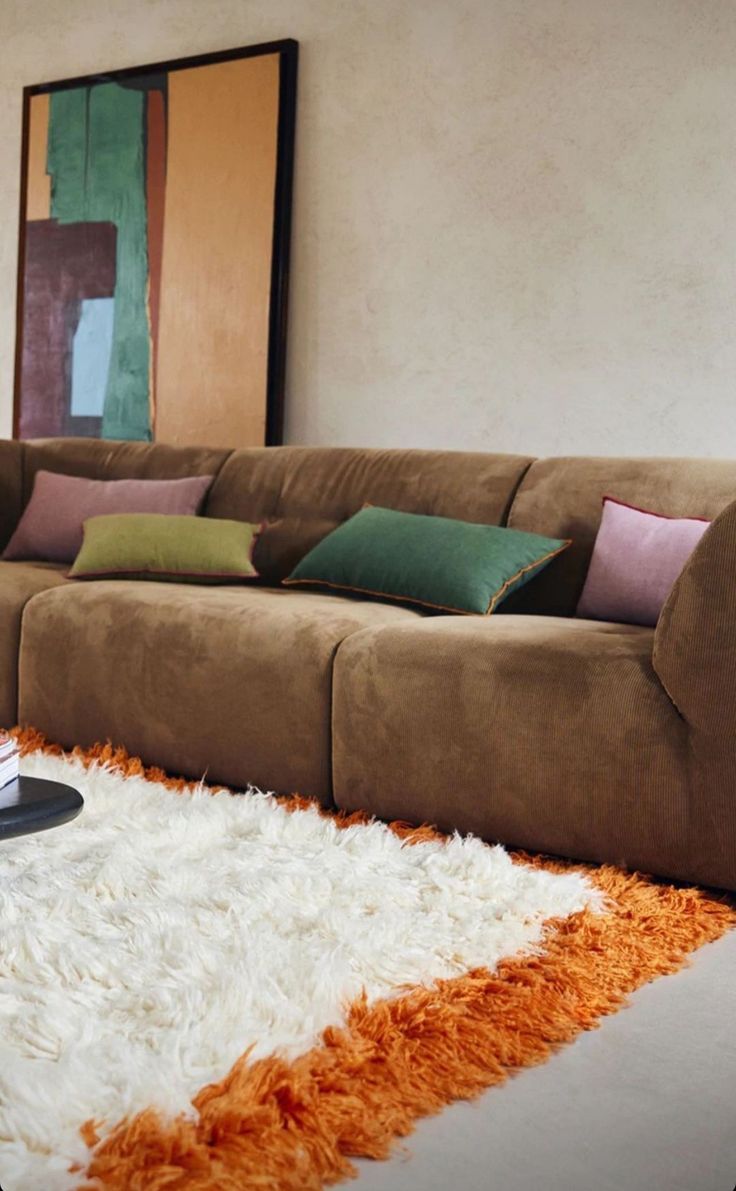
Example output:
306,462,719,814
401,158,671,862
13,39,297,448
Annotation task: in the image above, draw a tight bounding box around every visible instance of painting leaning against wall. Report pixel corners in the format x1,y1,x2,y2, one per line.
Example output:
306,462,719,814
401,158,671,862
13,39,297,448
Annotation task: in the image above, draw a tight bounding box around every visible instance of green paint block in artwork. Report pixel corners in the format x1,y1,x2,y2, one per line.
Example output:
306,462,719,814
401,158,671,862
48,83,152,441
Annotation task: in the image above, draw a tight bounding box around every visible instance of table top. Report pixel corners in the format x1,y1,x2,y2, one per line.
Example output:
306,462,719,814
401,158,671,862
0,776,84,840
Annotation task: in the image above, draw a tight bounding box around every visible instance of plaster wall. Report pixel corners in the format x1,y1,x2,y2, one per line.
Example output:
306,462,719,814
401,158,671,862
2,0,735,456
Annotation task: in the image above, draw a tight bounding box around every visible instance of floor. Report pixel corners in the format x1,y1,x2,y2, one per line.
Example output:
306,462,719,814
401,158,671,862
355,929,736,1191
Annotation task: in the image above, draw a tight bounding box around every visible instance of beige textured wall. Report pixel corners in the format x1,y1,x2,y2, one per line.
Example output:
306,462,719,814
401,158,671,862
2,0,736,457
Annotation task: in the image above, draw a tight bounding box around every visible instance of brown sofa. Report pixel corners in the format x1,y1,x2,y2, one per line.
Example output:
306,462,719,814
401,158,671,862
1,437,734,891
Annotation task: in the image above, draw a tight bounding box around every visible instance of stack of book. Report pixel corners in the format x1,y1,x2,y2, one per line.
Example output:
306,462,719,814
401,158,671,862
0,731,19,790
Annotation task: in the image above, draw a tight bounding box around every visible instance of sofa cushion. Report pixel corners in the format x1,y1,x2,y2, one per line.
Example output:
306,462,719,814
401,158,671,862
0,562,69,728
69,513,260,583
4,471,215,564
504,456,736,616
18,583,423,800
332,614,696,884
206,446,534,584
576,497,710,627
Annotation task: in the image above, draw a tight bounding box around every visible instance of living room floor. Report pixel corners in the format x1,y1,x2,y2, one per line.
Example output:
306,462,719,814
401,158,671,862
355,929,736,1191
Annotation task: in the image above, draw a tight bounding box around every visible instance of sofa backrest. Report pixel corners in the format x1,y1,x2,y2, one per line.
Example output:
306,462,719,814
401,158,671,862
504,456,736,616
7,440,736,616
21,438,231,504
206,446,534,583
0,439,23,551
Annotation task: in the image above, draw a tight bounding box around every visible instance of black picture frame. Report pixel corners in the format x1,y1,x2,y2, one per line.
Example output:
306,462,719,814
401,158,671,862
13,37,298,446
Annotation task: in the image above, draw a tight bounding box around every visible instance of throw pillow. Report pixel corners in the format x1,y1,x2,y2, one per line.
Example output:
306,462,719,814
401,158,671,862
69,513,260,583
283,506,569,614
576,496,710,627
3,471,214,564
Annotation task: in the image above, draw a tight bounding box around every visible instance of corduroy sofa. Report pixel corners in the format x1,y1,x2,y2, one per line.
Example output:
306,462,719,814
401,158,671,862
1,437,734,891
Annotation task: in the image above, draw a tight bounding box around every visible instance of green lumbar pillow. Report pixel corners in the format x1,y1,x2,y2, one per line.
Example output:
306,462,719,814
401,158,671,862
283,506,570,615
69,513,260,583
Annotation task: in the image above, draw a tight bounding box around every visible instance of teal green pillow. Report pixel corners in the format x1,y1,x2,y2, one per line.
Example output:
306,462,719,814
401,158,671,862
69,513,260,583
283,506,570,614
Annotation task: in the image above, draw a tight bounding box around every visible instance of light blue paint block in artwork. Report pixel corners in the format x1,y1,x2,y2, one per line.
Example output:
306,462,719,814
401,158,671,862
71,297,115,418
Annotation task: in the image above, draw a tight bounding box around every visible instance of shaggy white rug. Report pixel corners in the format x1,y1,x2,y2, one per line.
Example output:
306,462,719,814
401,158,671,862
0,751,601,1190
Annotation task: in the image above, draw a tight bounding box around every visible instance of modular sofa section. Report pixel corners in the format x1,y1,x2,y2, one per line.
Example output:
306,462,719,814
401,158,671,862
330,614,715,887
18,581,422,800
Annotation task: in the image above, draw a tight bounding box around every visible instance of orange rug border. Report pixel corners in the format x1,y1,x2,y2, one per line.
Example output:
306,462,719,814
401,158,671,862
11,728,735,1191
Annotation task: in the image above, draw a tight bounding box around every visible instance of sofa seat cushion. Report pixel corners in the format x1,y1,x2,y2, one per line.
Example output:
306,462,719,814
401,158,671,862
18,583,423,800
0,562,70,728
332,614,693,882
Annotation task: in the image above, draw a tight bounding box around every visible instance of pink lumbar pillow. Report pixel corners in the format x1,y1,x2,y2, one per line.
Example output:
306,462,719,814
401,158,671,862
3,470,214,564
576,496,710,627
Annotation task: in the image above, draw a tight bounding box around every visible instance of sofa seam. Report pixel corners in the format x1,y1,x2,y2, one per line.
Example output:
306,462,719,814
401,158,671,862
200,449,234,517
329,626,384,812
503,457,536,529
326,637,348,809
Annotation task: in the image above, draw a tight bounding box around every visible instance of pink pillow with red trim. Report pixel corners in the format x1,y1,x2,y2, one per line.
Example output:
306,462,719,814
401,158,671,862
576,497,710,627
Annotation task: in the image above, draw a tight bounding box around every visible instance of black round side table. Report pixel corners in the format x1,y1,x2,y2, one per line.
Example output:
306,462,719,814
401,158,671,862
0,777,83,840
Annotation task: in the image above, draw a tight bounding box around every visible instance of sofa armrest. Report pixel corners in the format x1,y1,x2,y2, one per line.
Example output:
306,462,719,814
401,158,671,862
0,439,23,552
653,497,736,736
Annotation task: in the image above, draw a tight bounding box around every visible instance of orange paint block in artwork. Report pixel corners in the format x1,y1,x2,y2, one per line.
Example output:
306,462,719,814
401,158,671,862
155,54,280,448
26,93,51,221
